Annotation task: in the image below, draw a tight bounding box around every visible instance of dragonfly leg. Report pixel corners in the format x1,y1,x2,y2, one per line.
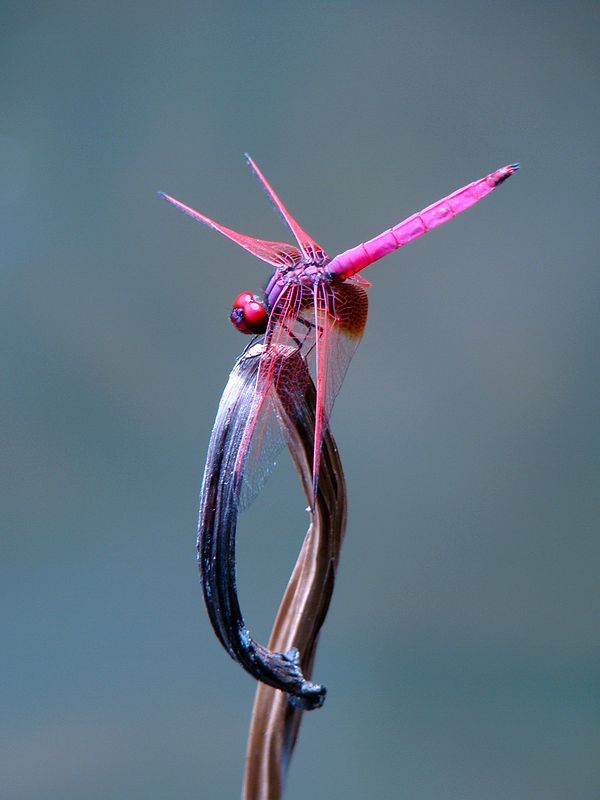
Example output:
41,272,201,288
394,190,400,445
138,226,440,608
279,322,303,348
240,334,264,358
283,316,325,351
297,315,324,343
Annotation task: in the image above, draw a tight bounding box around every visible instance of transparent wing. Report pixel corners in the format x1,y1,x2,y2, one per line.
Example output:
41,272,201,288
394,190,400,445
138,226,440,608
158,191,303,269
234,282,310,511
244,154,329,266
235,385,288,512
310,276,369,497
234,276,369,509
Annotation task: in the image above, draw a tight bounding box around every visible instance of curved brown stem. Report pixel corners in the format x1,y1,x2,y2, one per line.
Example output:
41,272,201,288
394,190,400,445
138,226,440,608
242,353,347,798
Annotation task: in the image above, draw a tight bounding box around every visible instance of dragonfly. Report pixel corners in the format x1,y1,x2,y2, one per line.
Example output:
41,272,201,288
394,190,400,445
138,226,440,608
160,155,519,506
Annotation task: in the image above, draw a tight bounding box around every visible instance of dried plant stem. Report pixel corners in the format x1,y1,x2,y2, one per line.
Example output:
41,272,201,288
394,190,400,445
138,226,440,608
242,352,347,799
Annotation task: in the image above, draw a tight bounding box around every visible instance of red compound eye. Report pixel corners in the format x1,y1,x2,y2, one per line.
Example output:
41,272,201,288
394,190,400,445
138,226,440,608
230,292,269,334
232,291,254,310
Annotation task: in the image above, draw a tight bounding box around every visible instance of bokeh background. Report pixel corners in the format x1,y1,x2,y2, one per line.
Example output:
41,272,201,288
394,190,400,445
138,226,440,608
2,2,599,798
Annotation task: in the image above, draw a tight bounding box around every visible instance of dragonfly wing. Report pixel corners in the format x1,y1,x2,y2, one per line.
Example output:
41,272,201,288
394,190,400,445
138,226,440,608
232,276,369,509
234,283,312,511
235,382,288,512
244,154,329,266
311,276,369,496
159,192,302,269
203,343,284,516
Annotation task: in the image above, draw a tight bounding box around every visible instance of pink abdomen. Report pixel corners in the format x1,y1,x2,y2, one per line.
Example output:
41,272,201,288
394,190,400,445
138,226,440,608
326,163,519,279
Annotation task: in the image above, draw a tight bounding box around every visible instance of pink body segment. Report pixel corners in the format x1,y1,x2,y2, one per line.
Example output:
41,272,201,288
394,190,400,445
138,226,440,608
326,164,519,279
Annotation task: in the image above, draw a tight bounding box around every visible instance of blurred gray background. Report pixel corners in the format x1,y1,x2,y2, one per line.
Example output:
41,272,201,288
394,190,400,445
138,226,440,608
2,2,599,798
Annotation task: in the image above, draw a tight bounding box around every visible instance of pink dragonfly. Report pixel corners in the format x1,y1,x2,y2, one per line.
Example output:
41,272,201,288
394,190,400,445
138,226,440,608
160,156,519,505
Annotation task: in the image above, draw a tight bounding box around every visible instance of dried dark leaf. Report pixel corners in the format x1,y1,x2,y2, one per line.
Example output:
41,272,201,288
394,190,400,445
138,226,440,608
198,343,346,713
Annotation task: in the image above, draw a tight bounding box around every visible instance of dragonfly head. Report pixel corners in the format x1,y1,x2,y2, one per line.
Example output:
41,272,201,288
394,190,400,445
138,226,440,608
230,292,269,335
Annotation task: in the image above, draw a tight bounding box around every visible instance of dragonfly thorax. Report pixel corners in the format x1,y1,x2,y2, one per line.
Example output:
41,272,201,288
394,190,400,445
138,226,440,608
265,263,334,312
